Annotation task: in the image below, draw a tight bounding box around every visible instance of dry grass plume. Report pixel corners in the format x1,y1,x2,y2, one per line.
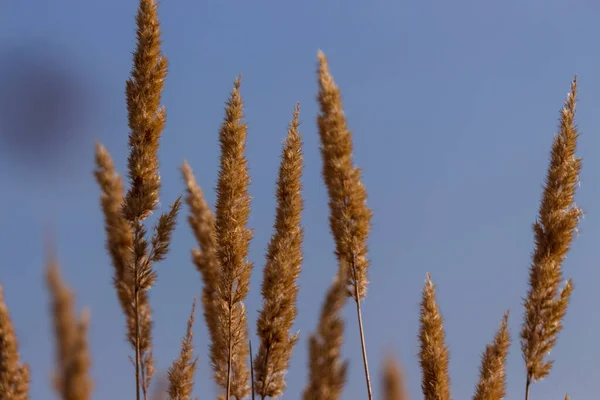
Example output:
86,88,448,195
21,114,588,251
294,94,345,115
167,298,198,400
93,0,181,399
316,50,372,302
382,356,408,400
46,256,93,400
0,2,590,398
418,274,451,400
303,267,348,400
473,312,510,400
181,160,227,395
253,104,304,399
211,77,253,400
316,50,374,400
181,160,222,376
521,77,582,399
0,284,30,400
123,0,168,223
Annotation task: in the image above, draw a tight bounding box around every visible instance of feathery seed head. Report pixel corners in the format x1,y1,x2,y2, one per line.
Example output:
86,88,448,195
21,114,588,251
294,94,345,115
303,266,348,400
0,284,30,400
316,51,372,301
382,356,408,400
181,161,221,351
473,311,510,400
254,105,304,398
419,274,451,400
211,77,253,399
167,298,198,400
150,196,182,263
521,77,581,384
124,0,168,222
94,1,179,395
46,256,93,400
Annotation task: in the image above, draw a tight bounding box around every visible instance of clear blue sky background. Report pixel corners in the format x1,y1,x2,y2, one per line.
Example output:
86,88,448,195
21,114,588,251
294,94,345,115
1,0,599,399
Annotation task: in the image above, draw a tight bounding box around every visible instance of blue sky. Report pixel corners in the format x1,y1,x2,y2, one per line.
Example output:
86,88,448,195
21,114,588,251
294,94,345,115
1,0,599,398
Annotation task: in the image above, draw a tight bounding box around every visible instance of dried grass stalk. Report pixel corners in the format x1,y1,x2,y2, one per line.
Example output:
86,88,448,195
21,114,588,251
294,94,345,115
46,256,93,400
123,0,168,223
167,298,198,400
382,356,408,400
94,1,181,398
303,267,348,400
418,274,451,400
521,77,582,400
316,50,374,400
212,77,253,400
473,312,510,400
0,284,30,400
253,104,304,399
315,50,372,302
94,143,135,322
181,161,220,355
249,340,256,400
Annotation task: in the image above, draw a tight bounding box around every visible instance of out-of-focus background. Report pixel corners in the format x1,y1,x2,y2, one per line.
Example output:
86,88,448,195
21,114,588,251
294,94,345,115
1,0,599,398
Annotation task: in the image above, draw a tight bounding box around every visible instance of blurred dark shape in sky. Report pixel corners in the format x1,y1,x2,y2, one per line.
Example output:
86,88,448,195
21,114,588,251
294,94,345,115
0,41,96,177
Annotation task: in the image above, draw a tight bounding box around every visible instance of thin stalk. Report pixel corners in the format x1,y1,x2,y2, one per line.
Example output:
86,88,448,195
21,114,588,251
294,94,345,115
250,340,256,400
134,285,141,400
525,376,531,400
141,335,148,400
226,297,233,399
352,257,373,400
133,219,144,400
258,343,271,399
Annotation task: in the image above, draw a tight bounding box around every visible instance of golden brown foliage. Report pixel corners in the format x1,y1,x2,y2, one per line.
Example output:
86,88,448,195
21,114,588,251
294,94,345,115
473,312,510,400
418,274,451,400
0,284,29,400
382,356,408,400
316,50,372,301
181,161,225,390
182,161,220,341
123,0,168,223
94,0,182,398
253,105,304,399
46,257,93,400
521,77,582,393
212,77,253,399
167,298,198,400
317,50,374,400
303,267,348,400
94,143,135,326
2,1,590,397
